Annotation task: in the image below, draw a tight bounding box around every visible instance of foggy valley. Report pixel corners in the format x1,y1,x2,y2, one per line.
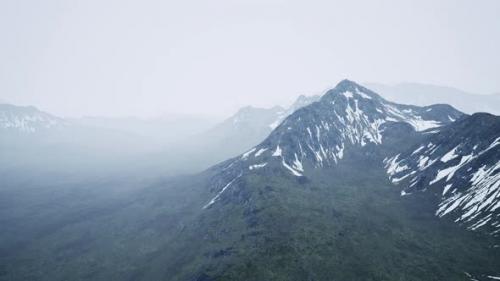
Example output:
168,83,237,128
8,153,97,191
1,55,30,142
1,1,499,280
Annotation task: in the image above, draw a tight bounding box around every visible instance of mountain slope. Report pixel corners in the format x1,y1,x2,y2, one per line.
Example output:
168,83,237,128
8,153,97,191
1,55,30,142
384,113,500,233
211,79,463,184
207,81,500,237
155,95,321,174
197,94,321,154
1,81,499,281
191,80,500,279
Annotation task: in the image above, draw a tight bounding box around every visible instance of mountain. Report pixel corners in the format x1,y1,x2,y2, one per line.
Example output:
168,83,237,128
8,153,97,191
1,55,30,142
0,103,65,133
200,94,321,150
211,81,499,236
1,81,499,281
154,95,321,174
0,104,161,178
171,80,500,280
268,94,322,129
216,79,463,181
384,113,500,233
366,82,500,115
198,105,286,154
0,96,320,178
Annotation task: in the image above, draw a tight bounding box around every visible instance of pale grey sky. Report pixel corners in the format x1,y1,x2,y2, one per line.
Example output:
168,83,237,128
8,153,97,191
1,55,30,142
1,0,499,118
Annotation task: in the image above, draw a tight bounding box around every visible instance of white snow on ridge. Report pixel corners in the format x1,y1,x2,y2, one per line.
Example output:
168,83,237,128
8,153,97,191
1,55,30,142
441,146,459,163
249,162,267,170
255,148,268,157
417,155,436,170
382,103,443,132
384,135,500,233
282,159,303,177
241,148,257,159
356,89,372,100
293,153,304,172
384,155,409,178
442,184,453,196
406,118,442,132
430,154,474,185
272,145,282,157
433,145,500,231
487,137,500,152
238,84,456,182
411,145,425,155
342,91,354,99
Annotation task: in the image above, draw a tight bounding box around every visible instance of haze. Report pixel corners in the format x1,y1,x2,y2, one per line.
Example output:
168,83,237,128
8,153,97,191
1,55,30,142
1,0,499,118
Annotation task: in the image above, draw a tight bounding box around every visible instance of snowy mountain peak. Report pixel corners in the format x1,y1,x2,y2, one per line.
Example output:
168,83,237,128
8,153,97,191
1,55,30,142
218,80,464,177
205,80,466,209
196,81,499,240
321,79,381,102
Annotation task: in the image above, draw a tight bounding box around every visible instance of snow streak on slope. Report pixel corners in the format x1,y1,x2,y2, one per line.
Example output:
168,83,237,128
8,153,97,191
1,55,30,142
235,81,462,177
203,80,463,208
384,116,500,234
203,173,242,209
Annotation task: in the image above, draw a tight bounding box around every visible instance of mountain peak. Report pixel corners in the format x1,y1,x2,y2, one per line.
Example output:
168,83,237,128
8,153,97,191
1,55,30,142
208,81,465,189
337,78,359,88
321,79,381,102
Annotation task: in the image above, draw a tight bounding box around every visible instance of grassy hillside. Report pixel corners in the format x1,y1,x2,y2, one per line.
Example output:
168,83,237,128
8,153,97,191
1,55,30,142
2,149,499,281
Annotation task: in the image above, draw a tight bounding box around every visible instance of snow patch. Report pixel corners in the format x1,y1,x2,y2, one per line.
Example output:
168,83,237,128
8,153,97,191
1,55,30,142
203,174,242,209
254,148,268,157
282,159,303,176
342,91,353,99
356,89,372,99
272,145,282,157
249,162,267,170
441,146,459,163
241,148,257,159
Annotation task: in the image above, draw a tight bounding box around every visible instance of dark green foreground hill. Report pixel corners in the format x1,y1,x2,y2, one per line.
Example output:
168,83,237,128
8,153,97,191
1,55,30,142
2,151,498,281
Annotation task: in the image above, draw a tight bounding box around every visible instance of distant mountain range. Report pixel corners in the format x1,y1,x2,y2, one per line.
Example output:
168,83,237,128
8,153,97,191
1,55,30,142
2,80,498,281
180,95,321,167
0,94,320,176
367,82,500,115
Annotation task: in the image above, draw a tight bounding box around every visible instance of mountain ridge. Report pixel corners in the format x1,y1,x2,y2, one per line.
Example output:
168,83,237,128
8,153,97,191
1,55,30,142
208,79,463,181
1,81,499,281
384,112,500,233
203,80,499,236
366,82,500,115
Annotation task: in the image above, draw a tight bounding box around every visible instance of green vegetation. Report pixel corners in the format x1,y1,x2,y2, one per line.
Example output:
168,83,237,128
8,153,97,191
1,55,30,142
1,150,498,281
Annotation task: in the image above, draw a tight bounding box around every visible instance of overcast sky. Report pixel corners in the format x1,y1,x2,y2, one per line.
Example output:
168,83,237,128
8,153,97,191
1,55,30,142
1,0,499,118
